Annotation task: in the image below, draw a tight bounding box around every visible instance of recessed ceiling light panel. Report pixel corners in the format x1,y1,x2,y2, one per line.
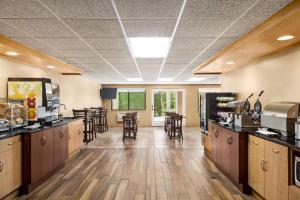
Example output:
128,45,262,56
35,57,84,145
127,78,143,81
226,61,235,65
187,77,206,82
47,65,55,69
157,78,173,82
128,37,170,58
5,51,19,56
277,35,295,41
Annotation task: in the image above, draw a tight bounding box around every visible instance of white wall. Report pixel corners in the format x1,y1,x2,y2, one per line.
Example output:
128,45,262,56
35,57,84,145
0,58,102,116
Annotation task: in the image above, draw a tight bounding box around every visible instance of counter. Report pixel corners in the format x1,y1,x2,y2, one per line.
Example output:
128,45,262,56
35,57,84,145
0,117,79,140
209,120,300,151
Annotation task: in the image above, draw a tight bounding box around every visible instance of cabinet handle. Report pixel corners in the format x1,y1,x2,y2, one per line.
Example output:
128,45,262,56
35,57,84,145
41,136,47,146
262,160,267,171
78,130,81,135
7,141,16,145
0,160,3,172
213,130,218,137
227,136,233,145
60,130,64,138
260,160,264,171
252,140,258,145
272,149,280,154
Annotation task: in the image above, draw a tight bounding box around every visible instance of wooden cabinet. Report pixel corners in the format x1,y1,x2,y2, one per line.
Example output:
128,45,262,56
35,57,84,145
210,122,248,193
22,124,69,194
31,129,54,183
53,125,68,169
264,140,288,200
68,119,83,157
202,123,212,152
248,135,288,200
0,136,22,199
289,185,300,200
248,135,265,196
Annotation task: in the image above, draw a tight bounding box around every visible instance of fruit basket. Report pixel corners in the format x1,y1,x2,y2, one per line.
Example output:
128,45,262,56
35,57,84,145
0,98,28,130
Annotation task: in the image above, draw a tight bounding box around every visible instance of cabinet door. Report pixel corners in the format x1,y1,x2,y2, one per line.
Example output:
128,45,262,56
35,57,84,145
248,135,265,196
31,129,54,183
75,124,84,150
204,122,212,152
53,125,68,169
222,129,239,183
68,125,75,155
211,124,223,167
264,140,288,200
0,137,21,199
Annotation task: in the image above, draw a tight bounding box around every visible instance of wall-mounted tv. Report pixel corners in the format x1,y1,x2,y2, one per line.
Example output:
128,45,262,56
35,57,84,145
100,88,117,99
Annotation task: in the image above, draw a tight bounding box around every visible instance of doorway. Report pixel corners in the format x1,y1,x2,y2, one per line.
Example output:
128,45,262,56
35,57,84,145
151,89,185,126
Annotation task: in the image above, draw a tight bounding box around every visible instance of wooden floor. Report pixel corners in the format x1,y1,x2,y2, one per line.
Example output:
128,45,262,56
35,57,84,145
16,127,256,200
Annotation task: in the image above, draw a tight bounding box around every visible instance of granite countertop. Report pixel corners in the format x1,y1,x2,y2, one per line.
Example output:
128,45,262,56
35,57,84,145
0,117,80,140
209,120,300,151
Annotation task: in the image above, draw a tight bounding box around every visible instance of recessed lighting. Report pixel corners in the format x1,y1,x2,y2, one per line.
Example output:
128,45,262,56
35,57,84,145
5,51,18,56
277,35,295,41
158,78,173,82
128,37,171,58
226,61,235,65
47,65,55,69
127,78,143,82
187,77,206,82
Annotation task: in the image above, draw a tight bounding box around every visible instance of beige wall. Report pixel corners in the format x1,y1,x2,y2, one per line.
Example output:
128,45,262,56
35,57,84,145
221,45,300,106
102,84,220,127
0,58,102,117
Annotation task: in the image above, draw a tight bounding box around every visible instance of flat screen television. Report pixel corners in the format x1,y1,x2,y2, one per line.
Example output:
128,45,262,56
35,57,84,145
100,88,117,99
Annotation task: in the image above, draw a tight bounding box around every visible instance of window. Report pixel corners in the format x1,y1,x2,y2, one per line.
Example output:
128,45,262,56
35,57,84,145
112,88,146,110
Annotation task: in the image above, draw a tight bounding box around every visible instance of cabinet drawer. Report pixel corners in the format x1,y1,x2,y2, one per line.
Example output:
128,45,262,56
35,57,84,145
0,135,21,152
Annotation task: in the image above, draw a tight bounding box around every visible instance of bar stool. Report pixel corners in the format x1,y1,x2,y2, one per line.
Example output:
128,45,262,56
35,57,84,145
168,115,183,140
125,112,138,134
90,107,102,133
100,108,108,132
122,115,137,141
73,109,95,144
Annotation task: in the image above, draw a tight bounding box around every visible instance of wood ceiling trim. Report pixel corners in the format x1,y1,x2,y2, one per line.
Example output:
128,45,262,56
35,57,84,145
0,35,83,74
193,0,300,75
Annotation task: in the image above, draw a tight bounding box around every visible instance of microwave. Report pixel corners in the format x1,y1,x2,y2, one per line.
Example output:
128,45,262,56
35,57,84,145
296,156,300,187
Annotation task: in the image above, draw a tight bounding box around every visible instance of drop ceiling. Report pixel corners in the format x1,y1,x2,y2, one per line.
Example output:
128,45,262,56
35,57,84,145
0,0,292,84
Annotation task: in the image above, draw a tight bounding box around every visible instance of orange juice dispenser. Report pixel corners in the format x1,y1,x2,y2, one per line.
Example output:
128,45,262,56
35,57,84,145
7,78,53,122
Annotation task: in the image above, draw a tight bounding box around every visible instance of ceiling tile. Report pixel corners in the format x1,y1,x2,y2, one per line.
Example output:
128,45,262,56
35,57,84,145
105,58,135,64
58,49,98,57
35,37,89,50
197,49,220,58
168,49,199,58
97,49,131,58
40,0,116,19
123,20,176,37
39,49,64,58
0,21,26,37
114,0,183,19
172,37,215,49
182,0,256,19
222,19,259,37
176,19,233,38
0,0,54,18
64,19,123,37
165,58,191,64
139,64,161,70
84,38,128,49
3,18,75,37
67,57,104,64
209,37,238,50
163,63,186,70
11,37,51,50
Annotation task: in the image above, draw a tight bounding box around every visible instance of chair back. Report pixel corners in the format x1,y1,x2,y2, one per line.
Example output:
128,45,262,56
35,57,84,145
122,116,135,128
73,109,86,119
170,115,183,128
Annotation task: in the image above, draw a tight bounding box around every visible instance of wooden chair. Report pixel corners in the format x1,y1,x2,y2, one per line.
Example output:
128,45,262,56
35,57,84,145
122,116,137,141
164,112,176,133
168,115,183,140
90,107,102,133
100,108,108,132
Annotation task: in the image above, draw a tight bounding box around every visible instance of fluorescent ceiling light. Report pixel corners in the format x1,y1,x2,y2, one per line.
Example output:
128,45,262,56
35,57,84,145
277,35,294,41
5,51,18,56
47,65,55,69
128,37,170,58
226,61,235,65
127,78,143,82
187,77,206,82
158,78,173,82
